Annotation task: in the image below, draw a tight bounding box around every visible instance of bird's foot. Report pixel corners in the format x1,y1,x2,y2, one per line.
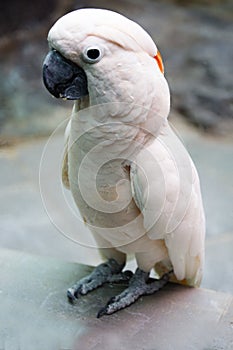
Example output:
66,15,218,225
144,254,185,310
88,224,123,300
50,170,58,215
97,268,171,318
67,259,132,302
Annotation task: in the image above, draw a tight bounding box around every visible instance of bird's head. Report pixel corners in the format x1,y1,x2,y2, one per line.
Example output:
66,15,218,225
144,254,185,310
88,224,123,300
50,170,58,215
43,8,170,123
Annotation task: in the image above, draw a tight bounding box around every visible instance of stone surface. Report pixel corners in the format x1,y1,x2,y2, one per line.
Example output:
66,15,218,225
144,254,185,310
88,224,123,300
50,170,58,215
0,248,232,350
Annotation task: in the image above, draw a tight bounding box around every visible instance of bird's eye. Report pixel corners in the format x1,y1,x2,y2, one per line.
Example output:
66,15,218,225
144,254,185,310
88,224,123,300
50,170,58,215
83,46,102,64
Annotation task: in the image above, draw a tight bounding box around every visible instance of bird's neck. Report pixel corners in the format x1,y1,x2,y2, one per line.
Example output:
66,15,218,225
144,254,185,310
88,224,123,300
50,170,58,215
71,99,165,157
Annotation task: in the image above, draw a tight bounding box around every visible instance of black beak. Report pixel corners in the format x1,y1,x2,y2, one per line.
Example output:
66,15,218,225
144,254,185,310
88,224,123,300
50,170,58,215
42,49,88,100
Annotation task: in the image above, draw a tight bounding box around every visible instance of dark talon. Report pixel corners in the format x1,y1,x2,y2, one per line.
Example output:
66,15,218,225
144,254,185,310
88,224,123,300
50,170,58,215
97,296,117,318
97,307,107,319
67,288,76,303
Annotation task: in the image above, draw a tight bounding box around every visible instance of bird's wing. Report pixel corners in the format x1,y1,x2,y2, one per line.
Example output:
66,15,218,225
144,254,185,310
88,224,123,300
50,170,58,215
61,120,71,189
130,123,205,286
164,167,205,286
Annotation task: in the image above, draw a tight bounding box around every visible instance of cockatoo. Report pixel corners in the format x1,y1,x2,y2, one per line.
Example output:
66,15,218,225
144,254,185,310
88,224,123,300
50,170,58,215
43,8,205,317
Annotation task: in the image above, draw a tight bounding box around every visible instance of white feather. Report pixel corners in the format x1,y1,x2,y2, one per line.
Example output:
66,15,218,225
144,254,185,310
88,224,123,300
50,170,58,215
48,8,205,286
131,122,205,285
48,9,157,60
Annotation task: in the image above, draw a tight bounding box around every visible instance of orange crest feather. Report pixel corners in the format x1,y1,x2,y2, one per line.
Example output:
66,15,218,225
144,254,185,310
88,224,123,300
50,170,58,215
154,50,164,74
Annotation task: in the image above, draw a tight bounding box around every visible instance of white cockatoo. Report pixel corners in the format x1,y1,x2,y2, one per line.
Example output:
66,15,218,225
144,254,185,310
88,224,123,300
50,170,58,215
43,8,205,317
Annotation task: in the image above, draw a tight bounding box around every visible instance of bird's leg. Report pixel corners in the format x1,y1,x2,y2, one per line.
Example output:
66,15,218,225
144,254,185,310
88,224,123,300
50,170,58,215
97,268,171,318
67,259,133,302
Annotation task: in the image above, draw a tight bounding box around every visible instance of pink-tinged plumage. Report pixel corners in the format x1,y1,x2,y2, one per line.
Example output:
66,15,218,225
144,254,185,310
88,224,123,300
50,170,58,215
44,8,205,315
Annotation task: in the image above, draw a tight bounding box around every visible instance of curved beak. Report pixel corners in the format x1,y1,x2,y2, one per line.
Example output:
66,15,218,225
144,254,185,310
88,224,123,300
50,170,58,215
42,50,88,100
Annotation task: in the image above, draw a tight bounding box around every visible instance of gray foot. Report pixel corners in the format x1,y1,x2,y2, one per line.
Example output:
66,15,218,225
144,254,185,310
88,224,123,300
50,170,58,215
67,259,132,302
97,268,171,318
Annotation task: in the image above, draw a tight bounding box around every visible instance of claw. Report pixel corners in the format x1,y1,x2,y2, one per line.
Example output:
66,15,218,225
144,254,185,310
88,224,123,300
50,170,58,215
97,297,117,318
67,288,76,303
97,306,108,318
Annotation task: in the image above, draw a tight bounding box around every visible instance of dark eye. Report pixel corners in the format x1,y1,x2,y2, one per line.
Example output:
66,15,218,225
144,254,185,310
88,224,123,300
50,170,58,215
83,46,103,64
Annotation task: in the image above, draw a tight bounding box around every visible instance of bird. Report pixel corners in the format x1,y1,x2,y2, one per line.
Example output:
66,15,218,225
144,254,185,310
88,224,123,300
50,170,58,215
43,8,205,318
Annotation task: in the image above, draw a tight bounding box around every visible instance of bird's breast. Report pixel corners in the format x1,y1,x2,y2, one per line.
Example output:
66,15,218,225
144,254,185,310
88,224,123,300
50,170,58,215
68,139,139,229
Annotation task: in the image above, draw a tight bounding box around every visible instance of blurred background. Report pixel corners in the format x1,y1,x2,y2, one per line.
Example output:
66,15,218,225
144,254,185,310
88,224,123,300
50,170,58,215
0,0,232,293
